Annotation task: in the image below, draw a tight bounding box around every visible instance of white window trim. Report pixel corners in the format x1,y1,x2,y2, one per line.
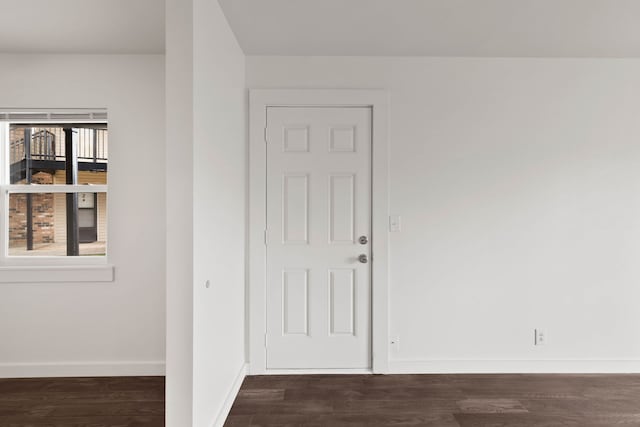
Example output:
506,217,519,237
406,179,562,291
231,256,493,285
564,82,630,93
0,115,113,282
0,265,113,283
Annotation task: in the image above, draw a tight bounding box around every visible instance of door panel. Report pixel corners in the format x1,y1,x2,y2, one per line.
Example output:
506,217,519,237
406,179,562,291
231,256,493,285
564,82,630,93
266,107,372,369
329,174,356,244
282,269,309,335
329,269,356,336
282,174,309,244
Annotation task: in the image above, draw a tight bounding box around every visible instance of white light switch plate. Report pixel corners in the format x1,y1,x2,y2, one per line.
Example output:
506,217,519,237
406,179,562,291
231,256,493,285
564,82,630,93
389,215,401,232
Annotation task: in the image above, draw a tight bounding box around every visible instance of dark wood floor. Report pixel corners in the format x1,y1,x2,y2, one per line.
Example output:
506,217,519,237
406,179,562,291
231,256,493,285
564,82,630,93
2,374,640,426
0,376,164,427
226,374,640,426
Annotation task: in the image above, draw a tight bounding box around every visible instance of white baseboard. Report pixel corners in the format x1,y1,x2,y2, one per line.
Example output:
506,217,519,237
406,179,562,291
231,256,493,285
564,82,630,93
261,368,373,375
0,361,165,378
213,363,248,427
389,359,640,374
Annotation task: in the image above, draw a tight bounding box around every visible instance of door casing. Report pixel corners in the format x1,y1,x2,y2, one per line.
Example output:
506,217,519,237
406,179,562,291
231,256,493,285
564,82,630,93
249,89,389,374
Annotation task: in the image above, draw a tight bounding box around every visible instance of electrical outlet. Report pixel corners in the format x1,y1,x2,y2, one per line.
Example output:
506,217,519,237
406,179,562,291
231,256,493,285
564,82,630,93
534,329,546,346
390,336,400,353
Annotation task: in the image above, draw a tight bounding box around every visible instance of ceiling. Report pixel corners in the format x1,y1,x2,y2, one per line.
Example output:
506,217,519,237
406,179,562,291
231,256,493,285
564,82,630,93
0,0,164,54
218,0,640,57
1,0,639,57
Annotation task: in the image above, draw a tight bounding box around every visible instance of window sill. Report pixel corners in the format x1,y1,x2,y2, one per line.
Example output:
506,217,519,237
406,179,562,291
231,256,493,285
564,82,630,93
0,264,114,283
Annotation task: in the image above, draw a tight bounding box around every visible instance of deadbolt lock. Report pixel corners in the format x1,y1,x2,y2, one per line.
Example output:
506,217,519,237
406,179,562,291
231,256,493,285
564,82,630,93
359,235,368,245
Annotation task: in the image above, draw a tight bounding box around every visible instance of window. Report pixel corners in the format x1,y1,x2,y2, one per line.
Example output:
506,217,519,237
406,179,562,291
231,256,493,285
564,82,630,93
0,110,108,267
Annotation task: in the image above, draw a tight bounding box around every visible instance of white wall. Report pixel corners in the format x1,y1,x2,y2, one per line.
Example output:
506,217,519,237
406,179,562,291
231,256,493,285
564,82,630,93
192,0,246,426
165,0,194,423
166,0,246,425
248,56,640,372
0,54,166,376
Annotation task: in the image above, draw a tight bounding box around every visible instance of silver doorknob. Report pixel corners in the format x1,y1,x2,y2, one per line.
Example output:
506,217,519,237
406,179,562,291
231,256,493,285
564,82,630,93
358,254,368,264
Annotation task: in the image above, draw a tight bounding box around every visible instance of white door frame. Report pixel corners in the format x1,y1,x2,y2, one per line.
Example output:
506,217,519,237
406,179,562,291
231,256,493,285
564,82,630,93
248,89,389,374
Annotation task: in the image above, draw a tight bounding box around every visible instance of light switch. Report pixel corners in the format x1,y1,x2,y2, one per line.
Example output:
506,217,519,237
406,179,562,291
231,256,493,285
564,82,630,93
389,215,401,232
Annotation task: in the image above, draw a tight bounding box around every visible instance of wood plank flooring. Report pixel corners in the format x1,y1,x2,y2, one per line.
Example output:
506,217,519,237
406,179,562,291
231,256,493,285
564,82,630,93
226,374,640,426
0,376,164,427
2,374,639,426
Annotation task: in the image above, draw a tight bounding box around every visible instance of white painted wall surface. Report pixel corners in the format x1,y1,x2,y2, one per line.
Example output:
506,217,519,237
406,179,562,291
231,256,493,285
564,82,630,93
0,54,166,376
247,57,640,371
166,0,246,425
166,0,194,423
192,0,246,426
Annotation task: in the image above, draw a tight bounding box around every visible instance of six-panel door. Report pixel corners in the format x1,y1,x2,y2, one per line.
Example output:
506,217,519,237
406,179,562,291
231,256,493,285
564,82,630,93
266,107,372,369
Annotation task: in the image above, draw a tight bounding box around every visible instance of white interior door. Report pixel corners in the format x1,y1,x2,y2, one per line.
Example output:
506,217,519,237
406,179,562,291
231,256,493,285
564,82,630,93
265,107,372,369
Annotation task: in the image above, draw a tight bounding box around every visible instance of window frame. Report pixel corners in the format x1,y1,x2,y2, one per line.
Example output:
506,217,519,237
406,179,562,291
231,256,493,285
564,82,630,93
0,115,110,269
